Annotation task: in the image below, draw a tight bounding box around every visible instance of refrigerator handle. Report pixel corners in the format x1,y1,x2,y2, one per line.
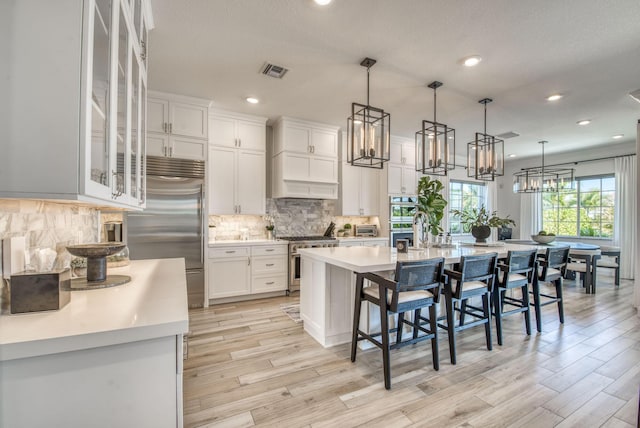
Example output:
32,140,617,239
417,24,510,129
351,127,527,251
200,184,205,265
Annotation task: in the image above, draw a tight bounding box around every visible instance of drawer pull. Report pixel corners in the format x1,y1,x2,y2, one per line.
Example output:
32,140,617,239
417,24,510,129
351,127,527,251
265,249,275,252
266,281,275,285
266,263,274,267
225,250,236,254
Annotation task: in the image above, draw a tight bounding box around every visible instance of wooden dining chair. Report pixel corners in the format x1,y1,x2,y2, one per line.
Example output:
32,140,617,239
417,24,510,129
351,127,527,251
596,246,621,286
440,252,498,365
565,249,601,293
533,246,570,332
351,258,446,390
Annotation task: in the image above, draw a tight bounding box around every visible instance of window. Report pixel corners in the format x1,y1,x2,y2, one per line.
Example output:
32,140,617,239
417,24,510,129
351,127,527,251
542,175,615,238
449,180,486,234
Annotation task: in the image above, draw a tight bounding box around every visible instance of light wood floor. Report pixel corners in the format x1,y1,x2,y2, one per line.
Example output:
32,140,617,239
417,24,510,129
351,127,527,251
184,271,640,427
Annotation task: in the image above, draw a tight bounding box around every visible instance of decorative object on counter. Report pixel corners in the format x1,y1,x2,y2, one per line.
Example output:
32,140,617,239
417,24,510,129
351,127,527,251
65,243,131,290
415,81,455,176
323,221,336,237
451,206,516,244
416,176,448,238
396,239,409,253
343,223,352,237
467,98,504,182
531,230,556,244
10,269,71,314
513,141,575,193
347,57,391,169
266,224,275,240
337,229,345,237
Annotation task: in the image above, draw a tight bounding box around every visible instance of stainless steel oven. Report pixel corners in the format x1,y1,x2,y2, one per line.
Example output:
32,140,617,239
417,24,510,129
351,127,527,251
283,236,338,293
389,196,417,247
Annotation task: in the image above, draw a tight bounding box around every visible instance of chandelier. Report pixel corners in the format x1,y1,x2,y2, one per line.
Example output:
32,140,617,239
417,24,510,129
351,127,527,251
467,98,504,181
347,58,391,169
513,141,575,193
415,81,455,176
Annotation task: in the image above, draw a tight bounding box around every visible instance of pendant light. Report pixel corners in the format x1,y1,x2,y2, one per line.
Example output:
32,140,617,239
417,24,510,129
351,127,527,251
415,81,455,176
467,98,504,181
513,141,575,193
347,58,391,169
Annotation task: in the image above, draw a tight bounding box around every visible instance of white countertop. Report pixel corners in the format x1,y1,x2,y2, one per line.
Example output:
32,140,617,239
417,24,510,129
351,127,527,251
298,243,540,273
336,236,388,241
0,258,189,361
208,239,288,247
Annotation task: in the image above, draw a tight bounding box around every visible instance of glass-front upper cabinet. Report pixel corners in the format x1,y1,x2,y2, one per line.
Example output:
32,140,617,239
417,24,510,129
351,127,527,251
114,4,129,200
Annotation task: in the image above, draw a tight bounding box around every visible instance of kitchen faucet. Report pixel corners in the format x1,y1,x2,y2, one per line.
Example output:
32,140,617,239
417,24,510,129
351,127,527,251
412,210,428,248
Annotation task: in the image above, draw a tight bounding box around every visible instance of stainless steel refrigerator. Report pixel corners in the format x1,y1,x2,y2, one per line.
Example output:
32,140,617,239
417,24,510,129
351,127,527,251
125,156,205,308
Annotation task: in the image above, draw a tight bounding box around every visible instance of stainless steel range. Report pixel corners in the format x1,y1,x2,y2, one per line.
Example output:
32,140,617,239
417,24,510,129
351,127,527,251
282,236,338,293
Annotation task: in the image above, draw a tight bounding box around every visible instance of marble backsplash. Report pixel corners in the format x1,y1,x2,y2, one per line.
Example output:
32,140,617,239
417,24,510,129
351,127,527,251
209,198,379,240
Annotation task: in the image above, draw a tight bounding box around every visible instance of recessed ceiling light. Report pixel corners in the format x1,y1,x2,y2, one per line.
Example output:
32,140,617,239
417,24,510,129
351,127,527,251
612,134,624,139
246,97,259,104
462,56,482,67
546,94,563,101
314,0,332,5
577,119,591,126
508,154,517,158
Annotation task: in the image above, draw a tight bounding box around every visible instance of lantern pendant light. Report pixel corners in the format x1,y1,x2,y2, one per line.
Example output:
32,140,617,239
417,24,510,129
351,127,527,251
416,81,455,176
512,141,575,193
467,98,504,181
347,58,391,169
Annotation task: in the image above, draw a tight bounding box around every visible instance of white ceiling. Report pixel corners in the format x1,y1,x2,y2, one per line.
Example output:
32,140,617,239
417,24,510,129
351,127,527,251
148,0,640,160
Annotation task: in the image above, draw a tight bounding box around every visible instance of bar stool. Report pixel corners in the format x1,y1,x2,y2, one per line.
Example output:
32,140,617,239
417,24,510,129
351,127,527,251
597,245,621,286
440,253,498,365
566,249,601,293
494,249,537,345
533,246,569,332
350,258,446,390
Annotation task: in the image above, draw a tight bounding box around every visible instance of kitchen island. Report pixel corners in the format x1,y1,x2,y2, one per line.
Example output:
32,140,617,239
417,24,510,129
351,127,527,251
0,258,189,428
298,244,539,347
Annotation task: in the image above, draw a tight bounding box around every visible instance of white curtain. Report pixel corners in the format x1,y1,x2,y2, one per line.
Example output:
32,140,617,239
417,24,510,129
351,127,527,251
439,174,451,234
614,156,636,281
519,192,542,239
486,180,498,240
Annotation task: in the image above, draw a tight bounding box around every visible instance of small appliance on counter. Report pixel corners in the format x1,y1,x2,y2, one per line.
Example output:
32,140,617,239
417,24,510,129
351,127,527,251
103,221,123,242
355,224,377,237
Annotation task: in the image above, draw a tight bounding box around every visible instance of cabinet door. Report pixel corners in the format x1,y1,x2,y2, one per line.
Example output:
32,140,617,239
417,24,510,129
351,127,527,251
237,120,265,151
209,115,237,148
209,147,236,214
147,98,169,134
360,167,379,215
283,123,311,154
208,257,250,298
311,129,337,157
340,162,360,216
170,136,206,160
387,164,403,194
237,150,265,215
170,102,207,139
147,133,168,157
402,166,417,194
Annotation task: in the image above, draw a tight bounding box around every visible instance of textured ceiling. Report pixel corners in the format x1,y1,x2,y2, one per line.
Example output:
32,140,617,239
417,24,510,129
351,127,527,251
148,0,640,160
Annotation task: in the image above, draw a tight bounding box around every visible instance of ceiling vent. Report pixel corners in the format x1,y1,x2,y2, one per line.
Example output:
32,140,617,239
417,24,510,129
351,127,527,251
260,62,289,79
496,131,520,139
629,89,640,104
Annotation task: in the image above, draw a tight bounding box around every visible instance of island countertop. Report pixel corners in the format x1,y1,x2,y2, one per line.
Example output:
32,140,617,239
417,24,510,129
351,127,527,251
0,258,189,361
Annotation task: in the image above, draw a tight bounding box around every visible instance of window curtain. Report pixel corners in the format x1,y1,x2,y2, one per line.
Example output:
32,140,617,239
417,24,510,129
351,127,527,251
614,155,636,282
438,174,451,234
486,180,498,240
519,192,542,239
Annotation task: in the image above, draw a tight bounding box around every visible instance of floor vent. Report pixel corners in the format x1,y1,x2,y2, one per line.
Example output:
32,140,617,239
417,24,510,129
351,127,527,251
261,62,289,79
496,131,520,139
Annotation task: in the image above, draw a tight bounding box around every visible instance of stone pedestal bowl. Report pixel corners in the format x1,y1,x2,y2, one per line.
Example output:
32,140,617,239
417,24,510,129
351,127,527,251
66,243,127,282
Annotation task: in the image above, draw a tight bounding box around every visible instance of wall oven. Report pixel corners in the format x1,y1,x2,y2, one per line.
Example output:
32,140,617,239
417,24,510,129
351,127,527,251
389,196,417,247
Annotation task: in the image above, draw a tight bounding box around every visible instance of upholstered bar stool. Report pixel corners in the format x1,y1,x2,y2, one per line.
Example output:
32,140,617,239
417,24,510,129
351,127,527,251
351,258,446,390
440,253,498,365
597,245,621,286
494,249,537,345
566,249,601,293
533,246,569,332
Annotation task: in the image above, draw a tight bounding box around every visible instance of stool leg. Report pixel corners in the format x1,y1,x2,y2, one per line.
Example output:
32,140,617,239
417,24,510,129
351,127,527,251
482,292,492,351
429,304,439,371
380,297,391,390
413,309,421,340
532,277,542,333
445,292,457,365
460,300,467,326
615,266,620,286
396,312,404,344
556,277,564,324
522,283,531,336
351,276,364,362
494,287,503,346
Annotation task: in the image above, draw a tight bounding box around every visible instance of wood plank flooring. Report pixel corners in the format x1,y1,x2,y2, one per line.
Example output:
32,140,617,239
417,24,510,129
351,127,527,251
184,272,640,427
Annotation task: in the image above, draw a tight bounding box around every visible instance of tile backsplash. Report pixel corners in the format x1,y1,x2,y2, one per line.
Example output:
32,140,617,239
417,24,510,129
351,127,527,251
209,198,380,240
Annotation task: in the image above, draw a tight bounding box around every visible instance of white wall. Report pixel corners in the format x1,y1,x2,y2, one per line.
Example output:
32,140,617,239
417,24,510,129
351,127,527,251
496,141,636,242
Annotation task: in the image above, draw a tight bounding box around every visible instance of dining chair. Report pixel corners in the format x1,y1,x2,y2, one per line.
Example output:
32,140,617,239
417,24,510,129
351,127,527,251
596,245,621,286
533,246,570,332
440,252,498,365
494,249,537,345
565,249,601,293
351,258,446,390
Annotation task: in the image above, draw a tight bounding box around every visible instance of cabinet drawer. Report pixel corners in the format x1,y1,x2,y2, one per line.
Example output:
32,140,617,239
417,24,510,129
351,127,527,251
209,247,250,258
252,245,287,256
251,275,288,293
251,256,286,275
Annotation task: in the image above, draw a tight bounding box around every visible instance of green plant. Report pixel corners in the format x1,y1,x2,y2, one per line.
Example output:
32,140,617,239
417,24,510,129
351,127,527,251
343,223,352,230
265,224,275,231
416,176,448,236
451,205,515,229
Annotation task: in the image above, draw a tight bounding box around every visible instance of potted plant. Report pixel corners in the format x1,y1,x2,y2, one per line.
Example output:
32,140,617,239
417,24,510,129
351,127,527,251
265,224,275,240
451,205,515,243
416,176,448,241
343,223,352,237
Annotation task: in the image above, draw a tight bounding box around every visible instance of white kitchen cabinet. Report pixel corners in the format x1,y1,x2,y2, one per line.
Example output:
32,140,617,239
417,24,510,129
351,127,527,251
251,245,287,294
388,164,418,195
0,0,151,209
389,136,416,166
148,96,208,139
147,133,206,160
271,117,339,199
338,238,388,247
339,162,380,216
209,111,266,151
208,248,251,299
209,147,265,215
